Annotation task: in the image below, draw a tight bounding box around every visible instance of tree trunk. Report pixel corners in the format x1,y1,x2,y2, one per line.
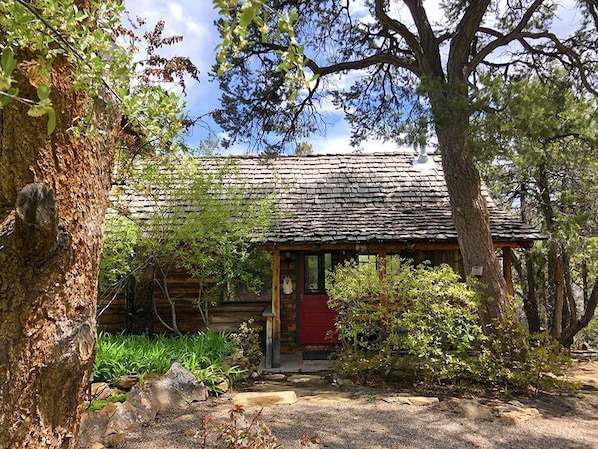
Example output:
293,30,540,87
125,263,156,335
560,276,598,346
434,110,516,338
524,253,542,333
0,55,118,447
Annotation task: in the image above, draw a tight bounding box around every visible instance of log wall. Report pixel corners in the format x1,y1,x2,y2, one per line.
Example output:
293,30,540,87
97,268,269,335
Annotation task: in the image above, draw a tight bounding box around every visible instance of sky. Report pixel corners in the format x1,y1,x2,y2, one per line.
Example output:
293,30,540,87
122,0,402,155
121,0,582,155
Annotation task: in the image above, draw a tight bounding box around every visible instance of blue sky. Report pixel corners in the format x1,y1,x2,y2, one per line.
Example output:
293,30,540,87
122,1,581,155
122,0,400,154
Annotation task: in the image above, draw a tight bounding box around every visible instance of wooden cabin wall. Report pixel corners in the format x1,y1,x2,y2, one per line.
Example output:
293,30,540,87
279,251,298,352
97,268,269,336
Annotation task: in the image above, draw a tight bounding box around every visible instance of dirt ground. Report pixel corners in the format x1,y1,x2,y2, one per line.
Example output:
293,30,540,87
115,361,598,449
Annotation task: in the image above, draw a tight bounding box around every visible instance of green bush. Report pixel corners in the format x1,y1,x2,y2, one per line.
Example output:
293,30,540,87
327,259,572,392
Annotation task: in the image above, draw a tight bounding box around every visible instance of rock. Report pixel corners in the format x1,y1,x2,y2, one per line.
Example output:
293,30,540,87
451,399,495,421
150,361,208,410
498,406,541,425
90,443,105,449
77,404,115,448
216,378,230,394
261,373,286,381
332,374,353,386
233,391,297,406
126,384,160,422
102,431,126,447
105,401,143,434
392,396,440,406
114,374,139,390
287,374,324,384
89,382,112,401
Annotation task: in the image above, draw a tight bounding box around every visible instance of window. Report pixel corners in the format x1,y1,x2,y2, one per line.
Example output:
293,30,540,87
304,252,338,294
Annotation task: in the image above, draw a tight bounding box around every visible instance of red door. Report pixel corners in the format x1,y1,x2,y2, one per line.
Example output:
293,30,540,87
299,252,340,344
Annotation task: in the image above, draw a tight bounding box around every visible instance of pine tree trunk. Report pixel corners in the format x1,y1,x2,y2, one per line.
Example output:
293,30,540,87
0,55,117,448
437,124,516,334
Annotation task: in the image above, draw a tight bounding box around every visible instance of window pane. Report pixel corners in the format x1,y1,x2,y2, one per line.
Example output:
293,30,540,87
305,254,319,293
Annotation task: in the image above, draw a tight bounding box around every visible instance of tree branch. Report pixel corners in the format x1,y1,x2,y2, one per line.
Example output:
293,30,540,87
468,0,545,75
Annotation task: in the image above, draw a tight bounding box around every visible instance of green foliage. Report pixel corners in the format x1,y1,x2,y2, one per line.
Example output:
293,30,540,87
98,215,142,291
328,259,572,391
230,319,264,376
83,393,128,413
578,316,598,347
474,71,598,340
101,155,277,329
1,0,189,142
328,259,482,384
474,331,573,392
93,332,238,393
194,405,321,449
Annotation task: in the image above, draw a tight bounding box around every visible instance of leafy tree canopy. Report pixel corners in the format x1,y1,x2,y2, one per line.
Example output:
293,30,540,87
0,0,196,148
213,0,598,153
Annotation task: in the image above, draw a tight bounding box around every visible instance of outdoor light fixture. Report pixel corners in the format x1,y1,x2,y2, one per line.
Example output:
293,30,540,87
355,244,367,254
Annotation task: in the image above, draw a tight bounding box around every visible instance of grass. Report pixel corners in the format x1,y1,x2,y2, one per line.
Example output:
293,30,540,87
93,331,242,391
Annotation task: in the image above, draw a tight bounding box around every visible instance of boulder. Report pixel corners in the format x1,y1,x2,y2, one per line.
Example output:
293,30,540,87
77,403,117,448
114,374,139,390
126,384,160,422
149,361,208,410
105,401,143,434
497,406,541,425
392,396,440,406
451,399,496,421
89,382,112,401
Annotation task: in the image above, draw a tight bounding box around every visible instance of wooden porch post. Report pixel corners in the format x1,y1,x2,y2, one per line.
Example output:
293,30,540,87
502,246,514,297
272,250,281,367
379,249,388,327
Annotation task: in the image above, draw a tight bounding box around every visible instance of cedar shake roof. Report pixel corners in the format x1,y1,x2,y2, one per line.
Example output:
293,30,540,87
113,152,545,246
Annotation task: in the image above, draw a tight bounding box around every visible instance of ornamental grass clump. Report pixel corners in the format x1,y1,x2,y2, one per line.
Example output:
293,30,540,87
93,331,240,392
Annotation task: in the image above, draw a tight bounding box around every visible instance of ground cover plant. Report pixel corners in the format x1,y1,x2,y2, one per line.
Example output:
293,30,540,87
194,405,321,449
94,332,243,393
327,259,572,392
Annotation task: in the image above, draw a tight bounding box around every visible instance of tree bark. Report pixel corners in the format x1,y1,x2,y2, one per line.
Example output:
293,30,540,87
0,55,118,447
437,121,516,335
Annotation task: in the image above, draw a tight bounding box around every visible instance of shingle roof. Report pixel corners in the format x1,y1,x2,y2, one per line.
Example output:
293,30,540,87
113,152,545,246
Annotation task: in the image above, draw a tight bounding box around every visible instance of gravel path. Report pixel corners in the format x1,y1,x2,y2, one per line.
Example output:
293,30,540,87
116,364,598,449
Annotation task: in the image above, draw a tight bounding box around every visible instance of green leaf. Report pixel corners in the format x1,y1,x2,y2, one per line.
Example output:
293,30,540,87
47,109,57,135
239,8,254,28
37,84,51,101
1,47,16,76
0,87,18,107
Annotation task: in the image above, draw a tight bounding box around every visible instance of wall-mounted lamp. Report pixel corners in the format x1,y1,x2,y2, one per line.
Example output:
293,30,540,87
355,244,367,254
471,266,484,277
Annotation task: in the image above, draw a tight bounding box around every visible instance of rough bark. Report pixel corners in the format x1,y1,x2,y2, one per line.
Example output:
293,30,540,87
125,263,155,335
437,121,516,334
0,55,118,448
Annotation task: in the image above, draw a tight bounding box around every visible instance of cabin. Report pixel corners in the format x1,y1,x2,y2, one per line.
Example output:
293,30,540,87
99,152,544,368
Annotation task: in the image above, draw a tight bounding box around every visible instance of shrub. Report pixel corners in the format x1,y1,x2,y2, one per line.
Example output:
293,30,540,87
327,258,572,392
194,405,321,449
328,259,482,384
